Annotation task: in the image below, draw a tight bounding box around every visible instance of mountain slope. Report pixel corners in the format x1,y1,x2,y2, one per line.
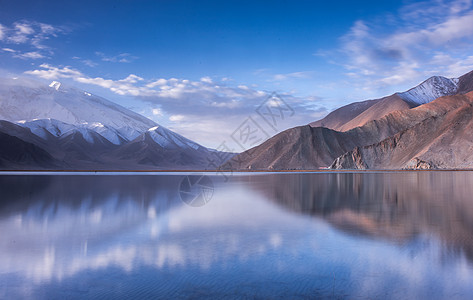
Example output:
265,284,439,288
106,127,214,170
331,92,473,169
310,94,414,132
397,76,459,105
0,130,58,169
222,126,359,170
311,74,467,132
309,99,379,131
336,94,413,132
457,69,473,94
17,118,130,145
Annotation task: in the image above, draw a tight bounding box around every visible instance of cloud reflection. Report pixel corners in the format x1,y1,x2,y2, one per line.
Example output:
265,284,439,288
1,173,473,299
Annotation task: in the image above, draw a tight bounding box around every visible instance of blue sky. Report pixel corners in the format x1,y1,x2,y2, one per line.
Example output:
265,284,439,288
1,0,473,148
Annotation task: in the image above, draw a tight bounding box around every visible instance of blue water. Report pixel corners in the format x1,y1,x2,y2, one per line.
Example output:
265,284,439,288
1,172,473,299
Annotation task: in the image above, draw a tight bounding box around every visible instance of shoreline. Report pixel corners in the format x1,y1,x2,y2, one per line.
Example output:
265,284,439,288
1,169,473,174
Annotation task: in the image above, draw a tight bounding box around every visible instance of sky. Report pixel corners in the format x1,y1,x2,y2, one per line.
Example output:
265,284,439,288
1,0,473,148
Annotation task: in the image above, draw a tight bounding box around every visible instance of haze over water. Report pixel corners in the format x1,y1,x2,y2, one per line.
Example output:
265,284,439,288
1,172,473,299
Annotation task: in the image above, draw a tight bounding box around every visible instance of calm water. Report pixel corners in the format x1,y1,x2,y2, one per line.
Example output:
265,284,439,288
1,172,473,299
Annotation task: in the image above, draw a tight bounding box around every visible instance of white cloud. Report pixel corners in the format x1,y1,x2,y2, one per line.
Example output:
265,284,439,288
1,47,15,52
431,54,473,77
95,52,138,63
210,99,240,108
121,74,144,83
13,51,44,59
376,62,421,86
146,78,167,88
152,108,163,116
169,114,185,122
71,56,99,67
82,59,97,67
0,24,4,40
8,22,34,44
0,20,66,59
200,76,213,83
450,0,472,14
386,11,473,48
334,0,473,93
25,63,82,79
273,71,313,81
15,23,34,35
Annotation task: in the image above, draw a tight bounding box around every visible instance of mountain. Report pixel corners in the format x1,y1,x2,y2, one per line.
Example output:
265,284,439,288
0,129,58,169
223,69,473,170
18,118,129,145
105,127,213,169
223,126,358,170
456,70,473,94
331,92,473,169
0,78,155,143
397,76,459,105
0,78,230,170
310,74,468,132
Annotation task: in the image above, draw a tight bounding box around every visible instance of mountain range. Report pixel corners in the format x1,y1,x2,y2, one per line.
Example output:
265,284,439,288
223,69,473,170
2,69,473,171
0,78,228,170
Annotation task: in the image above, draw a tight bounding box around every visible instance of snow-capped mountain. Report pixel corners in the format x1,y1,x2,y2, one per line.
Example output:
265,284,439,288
397,76,459,105
0,77,155,142
0,77,232,170
0,77,205,148
16,118,127,145
310,75,465,132
145,126,203,151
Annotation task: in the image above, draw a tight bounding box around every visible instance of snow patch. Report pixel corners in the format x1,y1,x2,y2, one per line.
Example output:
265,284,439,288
16,119,126,145
397,76,458,105
49,81,61,91
147,126,203,150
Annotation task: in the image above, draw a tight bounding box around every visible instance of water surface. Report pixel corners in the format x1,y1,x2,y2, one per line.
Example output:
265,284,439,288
1,172,473,299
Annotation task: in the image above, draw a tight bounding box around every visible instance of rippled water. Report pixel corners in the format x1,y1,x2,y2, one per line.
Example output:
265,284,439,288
1,172,473,299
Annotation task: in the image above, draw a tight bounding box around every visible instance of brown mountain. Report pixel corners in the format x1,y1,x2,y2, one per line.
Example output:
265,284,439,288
222,70,473,170
457,69,473,94
310,94,413,132
310,72,473,132
331,92,473,169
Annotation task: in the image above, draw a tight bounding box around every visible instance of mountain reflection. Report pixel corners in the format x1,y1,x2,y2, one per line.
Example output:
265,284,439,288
244,172,473,259
1,172,473,299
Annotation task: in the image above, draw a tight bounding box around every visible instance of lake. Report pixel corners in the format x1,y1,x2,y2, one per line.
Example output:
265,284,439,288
1,172,473,299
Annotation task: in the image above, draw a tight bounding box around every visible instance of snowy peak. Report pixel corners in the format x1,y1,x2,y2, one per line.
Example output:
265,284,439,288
17,118,77,139
0,77,157,141
15,117,206,151
49,81,61,90
16,118,118,144
397,76,458,105
1,78,208,151
145,126,204,151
